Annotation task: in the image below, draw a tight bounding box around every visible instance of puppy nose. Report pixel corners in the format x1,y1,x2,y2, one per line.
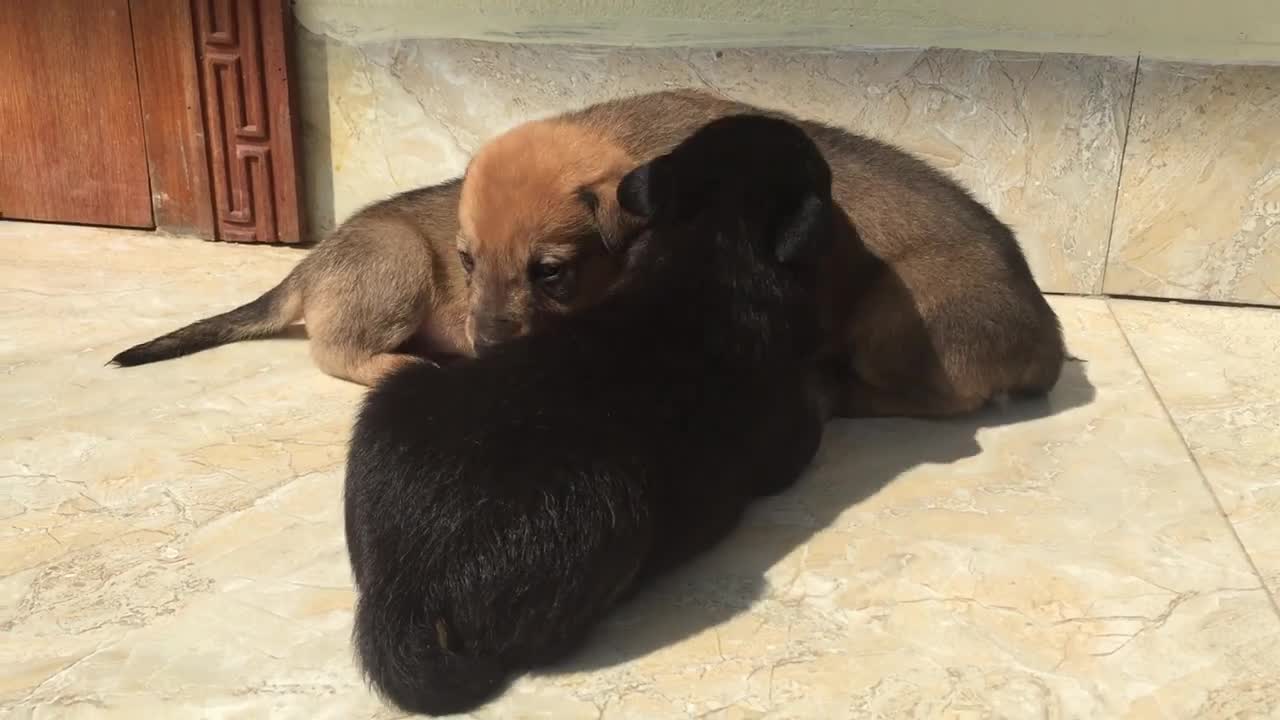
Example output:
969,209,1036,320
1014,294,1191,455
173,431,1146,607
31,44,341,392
472,317,519,355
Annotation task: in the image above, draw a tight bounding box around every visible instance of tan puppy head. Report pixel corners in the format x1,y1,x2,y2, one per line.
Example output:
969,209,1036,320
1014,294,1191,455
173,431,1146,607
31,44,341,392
458,120,641,355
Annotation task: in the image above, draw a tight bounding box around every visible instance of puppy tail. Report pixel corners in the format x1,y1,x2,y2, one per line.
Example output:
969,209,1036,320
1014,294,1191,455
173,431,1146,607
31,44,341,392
354,596,507,716
110,273,304,367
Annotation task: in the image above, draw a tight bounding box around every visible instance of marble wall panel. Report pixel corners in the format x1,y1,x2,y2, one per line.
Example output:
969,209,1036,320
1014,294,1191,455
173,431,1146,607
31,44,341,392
1104,61,1280,305
295,33,1136,294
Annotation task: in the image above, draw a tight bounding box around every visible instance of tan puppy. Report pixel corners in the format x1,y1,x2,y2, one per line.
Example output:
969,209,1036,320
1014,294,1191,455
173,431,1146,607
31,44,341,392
456,92,747,352
113,89,1064,418
110,91,724,386
111,182,467,386
455,122,638,352
458,93,1065,418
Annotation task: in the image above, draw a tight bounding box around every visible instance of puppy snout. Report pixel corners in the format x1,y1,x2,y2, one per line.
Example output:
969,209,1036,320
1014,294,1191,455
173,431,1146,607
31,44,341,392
471,316,520,355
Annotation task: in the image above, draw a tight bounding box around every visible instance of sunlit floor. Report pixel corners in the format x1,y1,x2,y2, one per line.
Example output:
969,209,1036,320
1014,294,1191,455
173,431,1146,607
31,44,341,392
3,222,1278,719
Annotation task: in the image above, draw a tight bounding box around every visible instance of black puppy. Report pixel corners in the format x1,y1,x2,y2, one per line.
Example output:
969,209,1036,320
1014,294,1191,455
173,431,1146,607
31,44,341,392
344,114,836,716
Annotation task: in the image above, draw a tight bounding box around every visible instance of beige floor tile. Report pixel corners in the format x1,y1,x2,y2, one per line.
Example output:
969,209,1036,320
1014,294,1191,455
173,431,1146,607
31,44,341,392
2,225,1278,718
1103,61,1280,306
1112,298,1280,602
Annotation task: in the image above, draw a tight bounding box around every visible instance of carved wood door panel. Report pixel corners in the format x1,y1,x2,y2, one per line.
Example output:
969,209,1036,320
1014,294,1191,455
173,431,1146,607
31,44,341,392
192,0,303,244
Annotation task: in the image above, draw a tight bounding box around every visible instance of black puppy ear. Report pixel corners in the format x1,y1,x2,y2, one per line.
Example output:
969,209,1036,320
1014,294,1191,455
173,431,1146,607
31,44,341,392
617,156,673,219
774,193,834,265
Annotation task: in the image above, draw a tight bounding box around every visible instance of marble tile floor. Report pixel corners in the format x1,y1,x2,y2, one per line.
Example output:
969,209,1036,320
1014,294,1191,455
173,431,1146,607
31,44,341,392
2,223,1278,719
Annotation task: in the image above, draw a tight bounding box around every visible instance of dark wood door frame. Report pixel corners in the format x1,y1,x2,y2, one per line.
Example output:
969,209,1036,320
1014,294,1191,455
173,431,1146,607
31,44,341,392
131,0,304,244
130,0,215,237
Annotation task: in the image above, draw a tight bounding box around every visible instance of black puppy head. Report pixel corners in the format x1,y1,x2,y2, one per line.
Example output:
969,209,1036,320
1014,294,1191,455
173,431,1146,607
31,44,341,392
616,115,834,267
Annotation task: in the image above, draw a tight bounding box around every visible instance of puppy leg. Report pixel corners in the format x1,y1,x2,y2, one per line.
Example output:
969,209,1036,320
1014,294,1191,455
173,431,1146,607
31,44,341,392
831,332,991,419
833,278,985,418
305,287,425,386
833,267,1063,419
1009,322,1068,398
312,343,432,386
831,373,986,419
303,219,447,386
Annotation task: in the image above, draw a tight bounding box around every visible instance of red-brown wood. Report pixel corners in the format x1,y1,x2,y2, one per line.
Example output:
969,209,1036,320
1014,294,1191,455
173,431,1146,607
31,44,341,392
0,0,154,228
192,0,305,243
130,0,217,237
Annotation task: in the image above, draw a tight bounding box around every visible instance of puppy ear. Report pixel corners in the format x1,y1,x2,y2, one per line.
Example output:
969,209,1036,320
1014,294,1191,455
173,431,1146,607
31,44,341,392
774,193,834,265
616,156,674,220
578,174,644,254
616,163,655,217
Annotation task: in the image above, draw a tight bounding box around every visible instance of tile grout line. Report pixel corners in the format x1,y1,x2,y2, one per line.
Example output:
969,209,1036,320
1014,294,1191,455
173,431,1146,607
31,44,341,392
1105,299,1280,619
1096,55,1142,295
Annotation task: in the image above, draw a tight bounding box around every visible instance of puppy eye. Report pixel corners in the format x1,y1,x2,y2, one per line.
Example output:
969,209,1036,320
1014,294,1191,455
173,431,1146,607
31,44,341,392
457,249,475,274
531,261,563,283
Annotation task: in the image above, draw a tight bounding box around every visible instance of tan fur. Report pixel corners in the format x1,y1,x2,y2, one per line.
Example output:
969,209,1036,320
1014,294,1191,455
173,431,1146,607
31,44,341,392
457,122,638,351
458,90,1066,418
114,88,1064,419
109,177,470,385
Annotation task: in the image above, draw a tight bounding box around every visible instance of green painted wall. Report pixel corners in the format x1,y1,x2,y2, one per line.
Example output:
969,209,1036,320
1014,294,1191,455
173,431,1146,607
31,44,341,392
296,0,1280,63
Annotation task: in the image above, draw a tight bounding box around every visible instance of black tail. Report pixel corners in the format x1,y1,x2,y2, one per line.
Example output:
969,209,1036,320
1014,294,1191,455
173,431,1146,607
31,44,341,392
111,276,303,367
354,596,508,716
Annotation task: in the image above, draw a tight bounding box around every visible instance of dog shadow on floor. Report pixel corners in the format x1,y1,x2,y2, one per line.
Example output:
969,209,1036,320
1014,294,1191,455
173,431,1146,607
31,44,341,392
544,358,1096,674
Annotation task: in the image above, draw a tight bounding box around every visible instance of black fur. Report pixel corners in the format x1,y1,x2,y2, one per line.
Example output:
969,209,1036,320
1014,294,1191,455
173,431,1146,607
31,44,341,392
344,115,835,716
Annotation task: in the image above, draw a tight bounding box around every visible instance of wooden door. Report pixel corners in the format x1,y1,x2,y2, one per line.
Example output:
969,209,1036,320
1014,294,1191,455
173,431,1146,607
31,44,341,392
0,0,154,228
0,0,304,243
